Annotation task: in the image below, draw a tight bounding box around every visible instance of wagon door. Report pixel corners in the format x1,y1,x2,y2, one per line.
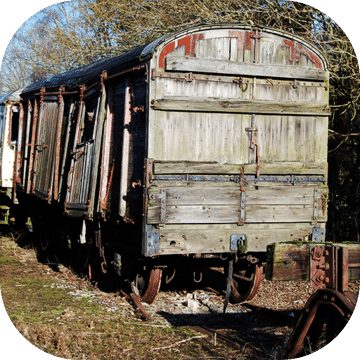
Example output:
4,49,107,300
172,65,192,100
65,88,106,218
98,74,147,224
31,91,65,202
146,26,330,256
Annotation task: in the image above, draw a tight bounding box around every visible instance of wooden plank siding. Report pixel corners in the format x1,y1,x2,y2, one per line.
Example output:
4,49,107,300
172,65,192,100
153,161,327,175
145,26,329,254
147,184,327,224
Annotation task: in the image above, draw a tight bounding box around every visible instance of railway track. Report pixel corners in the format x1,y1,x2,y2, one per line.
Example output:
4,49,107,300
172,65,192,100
127,282,302,358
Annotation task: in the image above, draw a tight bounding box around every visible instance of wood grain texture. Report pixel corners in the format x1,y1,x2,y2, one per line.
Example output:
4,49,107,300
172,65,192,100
152,97,330,116
165,56,328,81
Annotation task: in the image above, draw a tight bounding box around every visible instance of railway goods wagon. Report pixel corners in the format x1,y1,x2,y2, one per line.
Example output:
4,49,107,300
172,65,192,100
13,23,330,303
0,90,22,224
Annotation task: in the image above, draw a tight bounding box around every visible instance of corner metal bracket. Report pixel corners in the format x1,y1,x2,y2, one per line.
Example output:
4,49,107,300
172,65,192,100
148,188,166,223
145,225,160,256
312,227,326,242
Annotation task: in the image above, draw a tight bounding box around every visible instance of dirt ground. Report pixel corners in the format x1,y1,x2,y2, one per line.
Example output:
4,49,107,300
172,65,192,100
0,228,359,360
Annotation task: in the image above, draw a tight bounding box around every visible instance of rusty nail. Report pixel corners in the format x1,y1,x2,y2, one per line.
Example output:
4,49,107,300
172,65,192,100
151,99,155,104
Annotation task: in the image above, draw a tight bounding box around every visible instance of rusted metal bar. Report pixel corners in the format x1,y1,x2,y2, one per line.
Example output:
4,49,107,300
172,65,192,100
129,282,150,321
83,65,145,95
282,289,356,359
250,27,262,63
34,90,79,96
103,65,145,82
246,115,261,177
53,88,65,201
26,99,39,194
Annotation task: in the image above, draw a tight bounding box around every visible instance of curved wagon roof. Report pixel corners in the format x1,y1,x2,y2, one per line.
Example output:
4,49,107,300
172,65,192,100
0,89,22,104
22,23,328,95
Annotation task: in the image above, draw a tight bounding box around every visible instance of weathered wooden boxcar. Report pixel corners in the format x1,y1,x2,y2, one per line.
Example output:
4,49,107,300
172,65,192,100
14,23,330,303
0,90,21,224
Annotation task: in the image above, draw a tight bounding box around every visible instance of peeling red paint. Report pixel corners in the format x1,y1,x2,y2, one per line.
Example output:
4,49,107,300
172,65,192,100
284,39,323,69
190,33,204,56
229,31,244,51
158,33,205,68
178,35,192,55
245,31,252,51
159,42,176,68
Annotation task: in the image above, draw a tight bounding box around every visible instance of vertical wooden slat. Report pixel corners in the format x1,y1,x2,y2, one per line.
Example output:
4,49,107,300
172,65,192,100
58,98,76,200
99,87,114,212
119,78,132,217
88,82,107,217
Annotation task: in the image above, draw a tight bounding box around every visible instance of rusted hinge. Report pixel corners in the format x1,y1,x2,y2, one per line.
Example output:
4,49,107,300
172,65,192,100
133,106,145,113
233,77,249,92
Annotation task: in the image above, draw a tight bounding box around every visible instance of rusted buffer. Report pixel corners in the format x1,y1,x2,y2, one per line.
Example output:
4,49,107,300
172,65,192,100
9,23,358,303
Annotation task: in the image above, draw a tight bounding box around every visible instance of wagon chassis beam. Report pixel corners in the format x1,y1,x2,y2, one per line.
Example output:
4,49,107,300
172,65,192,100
151,174,327,184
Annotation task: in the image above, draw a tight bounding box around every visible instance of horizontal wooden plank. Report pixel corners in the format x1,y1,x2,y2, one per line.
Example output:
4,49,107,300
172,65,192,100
157,225,315,254
149,186,240,205
246,188,314,205
147,204,239,224
148,204,320,224
246,204,316,223
152,97,330,116
165,56,328,81
154,161,327,175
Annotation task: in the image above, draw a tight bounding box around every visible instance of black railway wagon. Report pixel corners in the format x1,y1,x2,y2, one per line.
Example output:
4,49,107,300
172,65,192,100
14,23,330,303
